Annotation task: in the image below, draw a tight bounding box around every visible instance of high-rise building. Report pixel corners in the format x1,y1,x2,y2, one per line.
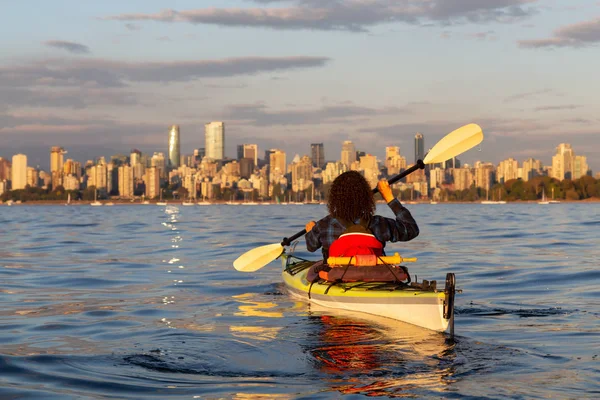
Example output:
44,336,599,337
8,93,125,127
341,141,356,168
50,146,66,189
89,160,108,191
0,157,11,181
385,146,407,176
240,158,254,179
452,166,474,191
168,125,180,169
27,167,39,188
551,143,574,180
311,143,325,169
323,162,348,184
237,145,244,161
414,133,424,163
144,166,160,199
243,144,258,166
475,162,495,190
50,147,65,174
269,149,286,183
574,155,589,179
205,121,224,160
497,158,519,183
359,154,380,188
130,149,142,166
522,158,542,181
195,148,205,164
118,165,134,198
292,155,313,192
151,152,166,179
11,154,27,190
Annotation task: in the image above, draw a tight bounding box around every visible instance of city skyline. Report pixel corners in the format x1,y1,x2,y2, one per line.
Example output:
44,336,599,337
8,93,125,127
1,1,599,172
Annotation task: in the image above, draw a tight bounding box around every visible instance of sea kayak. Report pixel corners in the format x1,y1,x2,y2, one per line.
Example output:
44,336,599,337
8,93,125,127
281,253,455,334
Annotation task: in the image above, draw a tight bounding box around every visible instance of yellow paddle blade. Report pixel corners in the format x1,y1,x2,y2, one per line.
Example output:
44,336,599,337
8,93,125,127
233,243,284,272
424,123,483,164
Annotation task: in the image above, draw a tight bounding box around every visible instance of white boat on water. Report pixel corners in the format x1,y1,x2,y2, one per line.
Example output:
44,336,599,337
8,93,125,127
156,190,167,206
104,202,114,206
538,187,550,205
91,189,102,206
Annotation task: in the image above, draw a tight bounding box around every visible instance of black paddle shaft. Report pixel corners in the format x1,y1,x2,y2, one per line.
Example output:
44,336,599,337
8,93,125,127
280,160,425,246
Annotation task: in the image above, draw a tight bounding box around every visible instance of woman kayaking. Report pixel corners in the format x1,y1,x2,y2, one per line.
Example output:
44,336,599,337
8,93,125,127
304,170,419,282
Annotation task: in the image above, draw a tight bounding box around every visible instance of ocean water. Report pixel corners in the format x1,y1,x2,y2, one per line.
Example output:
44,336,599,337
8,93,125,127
1,203,599,399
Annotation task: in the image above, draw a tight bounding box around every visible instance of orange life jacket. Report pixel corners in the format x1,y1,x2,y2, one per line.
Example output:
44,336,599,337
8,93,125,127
318,219,407,282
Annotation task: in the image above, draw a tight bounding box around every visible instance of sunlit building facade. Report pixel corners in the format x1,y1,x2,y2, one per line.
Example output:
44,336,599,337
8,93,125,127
205,121,224,160
168,125,180,169
11,154,27,190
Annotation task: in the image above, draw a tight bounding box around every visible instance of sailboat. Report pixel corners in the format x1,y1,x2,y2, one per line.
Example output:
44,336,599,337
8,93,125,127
156,190,167,206
405,186,418,204
197,194,211,205
91,189,102,206
538,187,550,205
182,192,194,206
481,187,503,204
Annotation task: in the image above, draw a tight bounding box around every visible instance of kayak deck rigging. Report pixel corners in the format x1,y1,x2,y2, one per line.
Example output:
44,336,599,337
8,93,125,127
283,254,441,294
281,252,456,335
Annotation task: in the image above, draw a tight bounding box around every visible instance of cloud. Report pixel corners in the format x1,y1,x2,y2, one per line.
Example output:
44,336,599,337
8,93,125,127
103,0,538,32
220,103,408,126
504,88,553,102
43,40,91,54
0,56,330,91
534,104,582,111
519,17,600,48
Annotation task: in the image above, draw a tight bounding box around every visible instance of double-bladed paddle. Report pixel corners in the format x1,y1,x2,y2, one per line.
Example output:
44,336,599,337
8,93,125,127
233,123,483,272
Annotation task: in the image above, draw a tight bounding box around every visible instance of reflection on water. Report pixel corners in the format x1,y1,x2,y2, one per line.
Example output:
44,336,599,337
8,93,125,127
301,307,456,397
0,204,599,398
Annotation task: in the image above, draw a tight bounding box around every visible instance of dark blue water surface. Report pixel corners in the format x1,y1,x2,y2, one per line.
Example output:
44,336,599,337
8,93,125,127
1,203,599,399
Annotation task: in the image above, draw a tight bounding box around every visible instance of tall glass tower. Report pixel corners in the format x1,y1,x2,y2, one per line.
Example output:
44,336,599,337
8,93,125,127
205,122,224,160
414,133,424,163
168,125,180,169
311,143,325,168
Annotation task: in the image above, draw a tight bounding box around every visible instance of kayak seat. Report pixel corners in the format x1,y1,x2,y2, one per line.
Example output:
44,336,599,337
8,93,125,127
318,232,407,283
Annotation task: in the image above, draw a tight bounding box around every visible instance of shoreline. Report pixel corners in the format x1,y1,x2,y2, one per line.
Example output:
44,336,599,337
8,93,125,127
2,198,599,206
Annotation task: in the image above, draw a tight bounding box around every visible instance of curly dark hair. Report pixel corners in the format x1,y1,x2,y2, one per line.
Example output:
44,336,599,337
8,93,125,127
327,171,376,222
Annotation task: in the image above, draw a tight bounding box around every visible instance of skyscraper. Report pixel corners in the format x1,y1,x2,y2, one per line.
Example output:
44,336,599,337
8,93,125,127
341,141,356,167
269,149,286,183
11,154,27,190
168,125,180,169
50,147,65,174
414,133,424,163
118,164,134,198
552,143,574,180
243,144,258,166
311,143,325,169
205,121,224,160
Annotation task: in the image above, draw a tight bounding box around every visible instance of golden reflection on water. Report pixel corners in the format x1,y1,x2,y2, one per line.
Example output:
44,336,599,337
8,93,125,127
303,305,455,397
232,293,284,318
229,325,283,341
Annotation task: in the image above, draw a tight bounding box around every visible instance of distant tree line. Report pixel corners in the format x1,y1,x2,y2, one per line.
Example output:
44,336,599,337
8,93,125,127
434,176,600,202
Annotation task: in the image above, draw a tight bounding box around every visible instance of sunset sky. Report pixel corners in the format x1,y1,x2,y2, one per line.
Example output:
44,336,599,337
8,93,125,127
1,0,598,172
